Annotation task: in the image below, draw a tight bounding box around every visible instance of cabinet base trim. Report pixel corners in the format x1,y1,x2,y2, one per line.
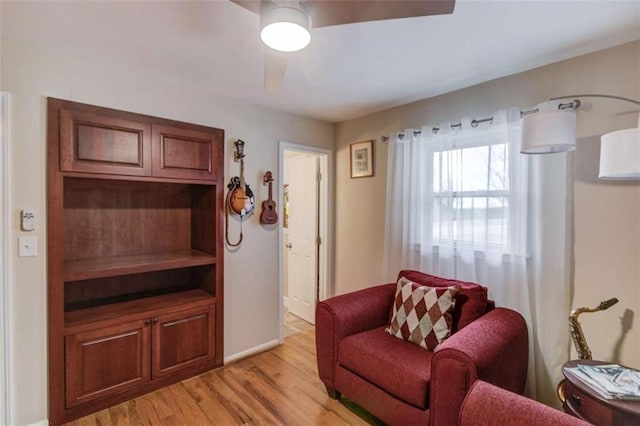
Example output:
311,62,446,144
224,339,281,364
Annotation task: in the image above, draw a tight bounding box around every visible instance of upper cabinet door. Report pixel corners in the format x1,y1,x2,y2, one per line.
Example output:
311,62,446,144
60,109,152,176
152,125,221,181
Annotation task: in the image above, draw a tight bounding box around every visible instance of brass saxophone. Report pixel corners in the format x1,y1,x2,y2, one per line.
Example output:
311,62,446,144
557,297,619,403
570,298,619,360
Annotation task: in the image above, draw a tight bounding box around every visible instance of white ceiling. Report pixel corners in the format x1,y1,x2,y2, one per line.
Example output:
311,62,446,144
3,0,639,123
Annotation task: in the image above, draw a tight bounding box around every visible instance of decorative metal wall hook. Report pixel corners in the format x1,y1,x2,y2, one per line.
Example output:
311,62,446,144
234,139,246,161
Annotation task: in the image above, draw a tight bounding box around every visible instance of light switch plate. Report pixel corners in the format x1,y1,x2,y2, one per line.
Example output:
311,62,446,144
18,236,37,257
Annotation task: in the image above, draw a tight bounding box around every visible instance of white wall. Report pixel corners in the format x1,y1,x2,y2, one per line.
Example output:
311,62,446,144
1,9,334,426
335,41,640,369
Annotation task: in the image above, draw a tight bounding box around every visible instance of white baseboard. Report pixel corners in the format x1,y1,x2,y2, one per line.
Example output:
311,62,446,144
223,339,281,364
26,420,48,426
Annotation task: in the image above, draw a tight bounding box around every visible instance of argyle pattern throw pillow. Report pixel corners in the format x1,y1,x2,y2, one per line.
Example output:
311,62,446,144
386,277,460,350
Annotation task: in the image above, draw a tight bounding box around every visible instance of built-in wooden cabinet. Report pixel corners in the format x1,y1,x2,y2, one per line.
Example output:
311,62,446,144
47,98,224,425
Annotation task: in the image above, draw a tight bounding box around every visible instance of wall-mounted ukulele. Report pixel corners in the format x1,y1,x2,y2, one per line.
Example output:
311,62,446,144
260,171,278,225
226,139,255,247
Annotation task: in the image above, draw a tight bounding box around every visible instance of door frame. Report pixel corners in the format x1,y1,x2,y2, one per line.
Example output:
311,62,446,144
0,92,11,425
278,142,332,341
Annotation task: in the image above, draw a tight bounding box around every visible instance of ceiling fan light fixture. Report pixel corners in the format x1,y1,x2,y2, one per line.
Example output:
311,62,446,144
260,5,311,53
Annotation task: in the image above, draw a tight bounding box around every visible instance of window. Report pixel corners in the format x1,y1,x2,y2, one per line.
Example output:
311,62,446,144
431,140,510,247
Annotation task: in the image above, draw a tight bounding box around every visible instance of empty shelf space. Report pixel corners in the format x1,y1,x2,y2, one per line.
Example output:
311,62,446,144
65,289,215,333
64,250,216,281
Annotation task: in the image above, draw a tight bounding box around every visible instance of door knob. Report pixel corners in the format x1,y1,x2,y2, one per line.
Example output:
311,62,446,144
285,243,292,249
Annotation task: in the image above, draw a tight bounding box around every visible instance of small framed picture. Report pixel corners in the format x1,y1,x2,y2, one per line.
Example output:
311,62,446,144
350,140,374,178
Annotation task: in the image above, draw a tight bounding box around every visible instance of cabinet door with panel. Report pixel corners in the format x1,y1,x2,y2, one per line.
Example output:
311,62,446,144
60,109,152,176
65,319,151,408
152,303,215,378
152,124,221,181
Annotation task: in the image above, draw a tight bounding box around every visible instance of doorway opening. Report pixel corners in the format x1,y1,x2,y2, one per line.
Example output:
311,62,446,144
278,142,331,341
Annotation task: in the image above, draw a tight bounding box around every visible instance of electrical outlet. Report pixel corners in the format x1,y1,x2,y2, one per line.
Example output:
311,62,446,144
18,236,37,257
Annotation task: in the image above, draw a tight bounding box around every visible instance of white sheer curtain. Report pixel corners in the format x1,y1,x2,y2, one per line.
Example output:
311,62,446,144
384,106,572,405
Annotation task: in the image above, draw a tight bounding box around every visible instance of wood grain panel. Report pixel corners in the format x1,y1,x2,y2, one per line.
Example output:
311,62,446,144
60,109,151,176
65,320,151,408
65,289,215,334
76,124,141,165
63,178,191,260
48,98,67,425
162,137,210,171
63,250,215,282
152,304,215,378
190,185,216,256
152,125,221,181
190,263,216,297
64,268,196,308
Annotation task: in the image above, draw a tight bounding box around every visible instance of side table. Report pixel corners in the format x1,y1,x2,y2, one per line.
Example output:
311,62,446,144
562,360,640,426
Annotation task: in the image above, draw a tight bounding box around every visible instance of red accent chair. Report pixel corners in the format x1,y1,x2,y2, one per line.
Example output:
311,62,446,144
315,270,529,426
459,381,590,426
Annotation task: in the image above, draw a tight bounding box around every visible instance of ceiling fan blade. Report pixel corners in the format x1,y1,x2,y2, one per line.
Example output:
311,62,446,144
229,0,455,27
228,0,264,15
304,0,456,28
264,50,289,92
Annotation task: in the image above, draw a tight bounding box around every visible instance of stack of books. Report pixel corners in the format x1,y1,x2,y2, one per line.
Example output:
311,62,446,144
567,364,640,400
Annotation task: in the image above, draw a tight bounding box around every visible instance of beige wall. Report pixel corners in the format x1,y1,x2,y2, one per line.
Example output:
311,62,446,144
335,41,640,368
1,15,334,426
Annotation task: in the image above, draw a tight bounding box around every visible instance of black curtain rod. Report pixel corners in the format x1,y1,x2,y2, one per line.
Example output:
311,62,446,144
380,98,584,142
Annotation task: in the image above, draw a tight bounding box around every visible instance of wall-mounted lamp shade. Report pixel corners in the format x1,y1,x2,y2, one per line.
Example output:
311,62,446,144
599,127,640,180
520,110,577,154
260,6,311,52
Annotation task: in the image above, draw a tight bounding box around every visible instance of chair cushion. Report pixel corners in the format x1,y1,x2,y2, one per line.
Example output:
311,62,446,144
386,277,459,350
338,326,433,409
398,270,488,331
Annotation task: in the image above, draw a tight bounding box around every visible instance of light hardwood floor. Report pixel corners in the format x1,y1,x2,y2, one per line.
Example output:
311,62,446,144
284,311,314,337
66,327,377,426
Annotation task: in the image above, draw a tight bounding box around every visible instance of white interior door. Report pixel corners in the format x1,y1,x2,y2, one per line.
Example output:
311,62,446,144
286,154,318,324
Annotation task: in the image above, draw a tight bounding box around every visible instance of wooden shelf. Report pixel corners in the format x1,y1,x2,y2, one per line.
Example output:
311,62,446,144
64,250,216,281
65,289,215,333
62,171,219,186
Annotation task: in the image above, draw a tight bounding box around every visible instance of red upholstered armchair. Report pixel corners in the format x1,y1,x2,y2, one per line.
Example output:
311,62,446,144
315,270,529,426
459,381,589,426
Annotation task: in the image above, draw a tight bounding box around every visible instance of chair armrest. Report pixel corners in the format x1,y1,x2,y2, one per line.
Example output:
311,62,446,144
430,308,528,426
315,283,396,389
459,381,589,426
